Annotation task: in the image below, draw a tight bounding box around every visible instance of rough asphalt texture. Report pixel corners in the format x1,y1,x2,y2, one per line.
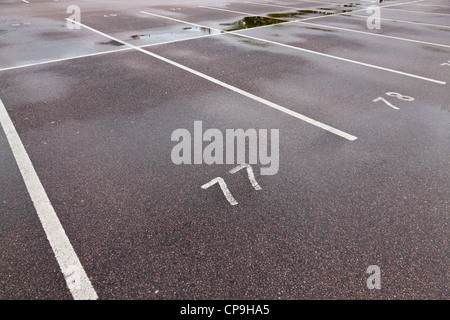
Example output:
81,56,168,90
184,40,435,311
0,0,448,299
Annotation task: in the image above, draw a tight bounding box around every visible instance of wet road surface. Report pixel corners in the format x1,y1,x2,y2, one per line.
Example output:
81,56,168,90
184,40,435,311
0,0,448,299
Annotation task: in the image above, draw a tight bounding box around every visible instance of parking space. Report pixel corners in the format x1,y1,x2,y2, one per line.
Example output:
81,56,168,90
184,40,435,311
0,128,71,299
0,0,448,300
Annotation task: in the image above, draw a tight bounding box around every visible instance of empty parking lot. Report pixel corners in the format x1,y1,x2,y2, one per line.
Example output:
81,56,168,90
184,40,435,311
0,0,448,300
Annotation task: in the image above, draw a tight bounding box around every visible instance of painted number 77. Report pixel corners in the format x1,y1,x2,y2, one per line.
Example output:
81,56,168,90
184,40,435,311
373,92,414,110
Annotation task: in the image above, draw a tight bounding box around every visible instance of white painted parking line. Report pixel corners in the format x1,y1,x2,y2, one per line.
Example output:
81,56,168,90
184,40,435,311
295,21,450,48
1,0,429,74
140,10,296,32
67,18,359,141
0,98,98,300
242,1,346,11
346,13,450,29
243,0,450,48
384,7,450,16
254,0,426,23
22,0,30,3
199,5,259,15
243,0,448,20
0,14,295,73
293,0,426,22
196,6,446,85
282,0,342,5
0,49,131,73
0,33,223,73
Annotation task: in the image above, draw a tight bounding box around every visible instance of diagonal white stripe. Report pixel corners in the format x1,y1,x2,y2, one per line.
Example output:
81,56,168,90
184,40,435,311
0,98,98,300
67,18,358,141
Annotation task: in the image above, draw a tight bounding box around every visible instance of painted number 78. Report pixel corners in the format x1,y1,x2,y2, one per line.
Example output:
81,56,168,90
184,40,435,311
373,92,414,110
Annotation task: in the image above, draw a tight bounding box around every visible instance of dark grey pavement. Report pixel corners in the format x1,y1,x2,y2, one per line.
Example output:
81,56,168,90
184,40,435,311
0,0,448,299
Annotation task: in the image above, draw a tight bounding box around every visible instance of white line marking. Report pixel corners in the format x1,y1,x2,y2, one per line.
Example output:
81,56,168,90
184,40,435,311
141,11,213,30
346,13,450,29
199,5,256,15
196,6,446,85
0,33,223,73
274,0,344,5
0,11,296,73
0,98,98,300
142,10,297,33
284,0,425,22
383,7,450,16
0,50,131,73
2,0,423,73
68,17,358,141
243,0,444,21
230,164,262,190
22,0,30,3
201,0,424,24
243,0,450,47
295,21,450,48
201,177,238,206
242,1,343,10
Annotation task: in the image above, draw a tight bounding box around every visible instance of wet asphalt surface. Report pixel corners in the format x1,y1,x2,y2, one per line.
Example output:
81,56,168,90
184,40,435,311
0,0,449,299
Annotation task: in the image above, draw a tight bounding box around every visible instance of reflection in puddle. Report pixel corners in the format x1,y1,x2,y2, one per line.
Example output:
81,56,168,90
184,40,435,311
302,26,336,32
221,16,287,31
267,8,354,19
219,7,360,32
421,45,449,53
96,27,216,46
340,3,361,7
97,40,124,46
130,26,214,40
238,38,271,47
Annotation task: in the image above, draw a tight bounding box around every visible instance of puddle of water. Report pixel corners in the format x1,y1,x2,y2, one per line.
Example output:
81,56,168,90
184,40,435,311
268,8,354,19
268,11,315,18
96,27,217,47
219,8,360,32
220,16,288,31
302,26,336,32
97,40,124,46
130,26,214,40
340,3,361,8
421,45,448,53
238,38,271,47
10,22,31,27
